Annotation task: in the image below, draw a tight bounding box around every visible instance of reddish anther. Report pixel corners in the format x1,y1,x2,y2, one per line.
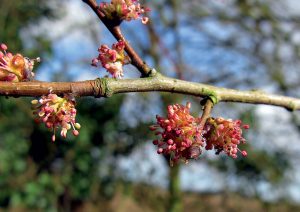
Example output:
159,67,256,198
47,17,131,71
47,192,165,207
98,0,150,24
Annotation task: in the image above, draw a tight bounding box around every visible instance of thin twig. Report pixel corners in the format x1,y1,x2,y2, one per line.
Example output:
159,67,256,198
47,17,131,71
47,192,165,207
199,99,214,130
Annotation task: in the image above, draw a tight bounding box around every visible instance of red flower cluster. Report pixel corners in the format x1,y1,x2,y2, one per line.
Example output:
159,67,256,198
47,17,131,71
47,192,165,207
0,43,40,82
32,94,81,142
150,102,204,165
99,0,150,24
91,40,130,78
150,102,249,165
204,117,249,158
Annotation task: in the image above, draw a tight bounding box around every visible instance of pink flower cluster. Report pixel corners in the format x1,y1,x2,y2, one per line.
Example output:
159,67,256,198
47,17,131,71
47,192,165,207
204,117,249,158
150,102,249,165
32,94,81,142
0,43,40,82
150,102,204,165
99,0,150,24
91,40,130,78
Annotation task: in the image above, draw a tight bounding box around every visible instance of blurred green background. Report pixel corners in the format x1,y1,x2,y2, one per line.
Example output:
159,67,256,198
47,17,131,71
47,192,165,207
0,0,300,211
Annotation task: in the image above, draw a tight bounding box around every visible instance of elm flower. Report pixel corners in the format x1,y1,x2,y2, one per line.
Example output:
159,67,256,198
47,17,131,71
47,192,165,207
99,0,150,24
204,117,249,158
32,94,81,142
150,102,204,165
0,43,40,82
150,102,250,165
91,40,130,78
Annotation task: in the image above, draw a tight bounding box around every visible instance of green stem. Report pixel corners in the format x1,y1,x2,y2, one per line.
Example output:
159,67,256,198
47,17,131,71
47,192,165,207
168,164,182,212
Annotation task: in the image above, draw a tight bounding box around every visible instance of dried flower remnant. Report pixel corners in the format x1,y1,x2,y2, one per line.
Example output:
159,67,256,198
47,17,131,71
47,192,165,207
150,102,204,165
91,40,130,78
99,0,150,24
204,117,249,158
0,43,40,82
32,94,81,142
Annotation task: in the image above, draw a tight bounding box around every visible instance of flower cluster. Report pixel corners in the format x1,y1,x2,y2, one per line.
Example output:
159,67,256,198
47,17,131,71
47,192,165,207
150,102,204,165
150,102,249,165
32,94,81,142
91,40,130,78
0,43,39,82
204,117,249,158
99,0,150,24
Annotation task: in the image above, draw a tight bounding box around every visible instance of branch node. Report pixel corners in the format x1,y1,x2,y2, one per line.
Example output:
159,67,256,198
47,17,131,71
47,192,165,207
286,101,296,112
200,90,219,106
148,68,158,77
92,78,113,98
92,78,104,98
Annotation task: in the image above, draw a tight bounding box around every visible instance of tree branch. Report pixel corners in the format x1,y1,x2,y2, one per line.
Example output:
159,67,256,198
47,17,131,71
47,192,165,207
0,73,299,111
